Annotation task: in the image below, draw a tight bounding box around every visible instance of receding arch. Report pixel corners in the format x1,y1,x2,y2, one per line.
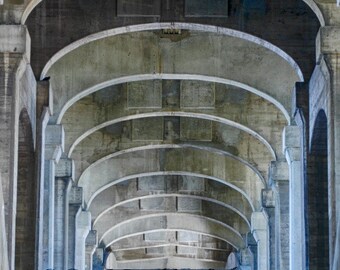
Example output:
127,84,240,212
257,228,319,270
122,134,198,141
100,214,246,249
80,147,264,210
89,174,254,225
15,109,36,269
80,143,266,186
69,111,277,160
93,193,251,229
302,0,325,26
306,110,329,269
41,23,304,81
111,254,226,269
58,74,291,126
93,194,250,229
86,171,256,213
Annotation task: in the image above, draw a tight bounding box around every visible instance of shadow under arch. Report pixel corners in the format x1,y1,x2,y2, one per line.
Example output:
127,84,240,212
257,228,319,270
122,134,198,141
15,109,36,269
306,109,329,269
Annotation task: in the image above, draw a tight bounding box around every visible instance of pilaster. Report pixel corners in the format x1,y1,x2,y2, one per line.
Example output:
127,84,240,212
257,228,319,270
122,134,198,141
85,230,98,270
0,24,31,270
251,211,269,270
36,80,52,270
43,124,64,269
246,232,257,270
54,158,74,270
68,186,83,269
282,125,304,270
75,210,91,270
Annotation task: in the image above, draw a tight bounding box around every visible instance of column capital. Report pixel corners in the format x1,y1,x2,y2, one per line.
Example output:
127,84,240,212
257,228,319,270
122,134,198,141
261,189,275,208
283,125,301,163
269,161,289,183
55,158,74,179
69,186,83,205
317,26,340,65
77,211,91,230
251,211,268,233
45,124,65,162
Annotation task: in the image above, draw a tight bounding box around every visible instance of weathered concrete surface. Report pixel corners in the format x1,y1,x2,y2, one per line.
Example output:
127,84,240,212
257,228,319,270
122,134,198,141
1,1,339,269
46,30,300,122
100,213,245,249
79,148,264,209
0,175,9,270
89,177,253,224
25,0,319,79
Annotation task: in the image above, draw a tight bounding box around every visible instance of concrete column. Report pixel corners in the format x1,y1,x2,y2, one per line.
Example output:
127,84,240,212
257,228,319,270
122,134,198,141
239,248,252,269
85,230,98,270
54,158,74,270
246,232,257,270
36,81,53,270
317,27,340,269
269,160,290,270
283,125,304,270
251,211,269,270
0,25,31,269
68,186,83,269
75,211,91,270
43,124,64,269
0,175,9,270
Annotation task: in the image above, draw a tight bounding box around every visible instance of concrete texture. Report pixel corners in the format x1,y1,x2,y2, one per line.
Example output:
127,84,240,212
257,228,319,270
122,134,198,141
1,1,340,269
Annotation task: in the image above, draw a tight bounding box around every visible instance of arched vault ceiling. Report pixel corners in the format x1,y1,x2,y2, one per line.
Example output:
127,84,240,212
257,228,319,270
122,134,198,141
111,256,225,269
25,1,320,78
100,214,246,249
74,135,273,186
94,200,250,240
89,176,253,225
63,80,287,161
46,30,300,123
109,232,233,254
79,148,264,210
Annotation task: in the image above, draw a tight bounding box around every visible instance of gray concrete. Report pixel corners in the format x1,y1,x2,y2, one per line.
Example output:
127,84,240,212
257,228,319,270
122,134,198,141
1,1,340,269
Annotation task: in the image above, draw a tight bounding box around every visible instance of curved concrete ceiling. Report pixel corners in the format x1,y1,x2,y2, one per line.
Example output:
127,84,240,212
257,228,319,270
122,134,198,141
110,255,226,269
110,232,233,252
44,29,301,123
89,176,253,224
85,171,256,213
79,148,264,209
22,1,325,27
100,214,246,249
78,144,267,187
92,193,251,228
41,23,304,80
69,112,277,160
94,204,249,239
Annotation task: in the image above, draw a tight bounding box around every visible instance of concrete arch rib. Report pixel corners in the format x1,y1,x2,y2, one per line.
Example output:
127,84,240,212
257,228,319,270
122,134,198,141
302,0,325,26
41,23,303,81
100,213,246,249
95,206,249,241
59,74,290,126
86,172,256,213
113,256,225,269
80,144,266,186
69,111,277,160
93,193,251,228
80,147,264,209
89,177,253,225
21,0,43,24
